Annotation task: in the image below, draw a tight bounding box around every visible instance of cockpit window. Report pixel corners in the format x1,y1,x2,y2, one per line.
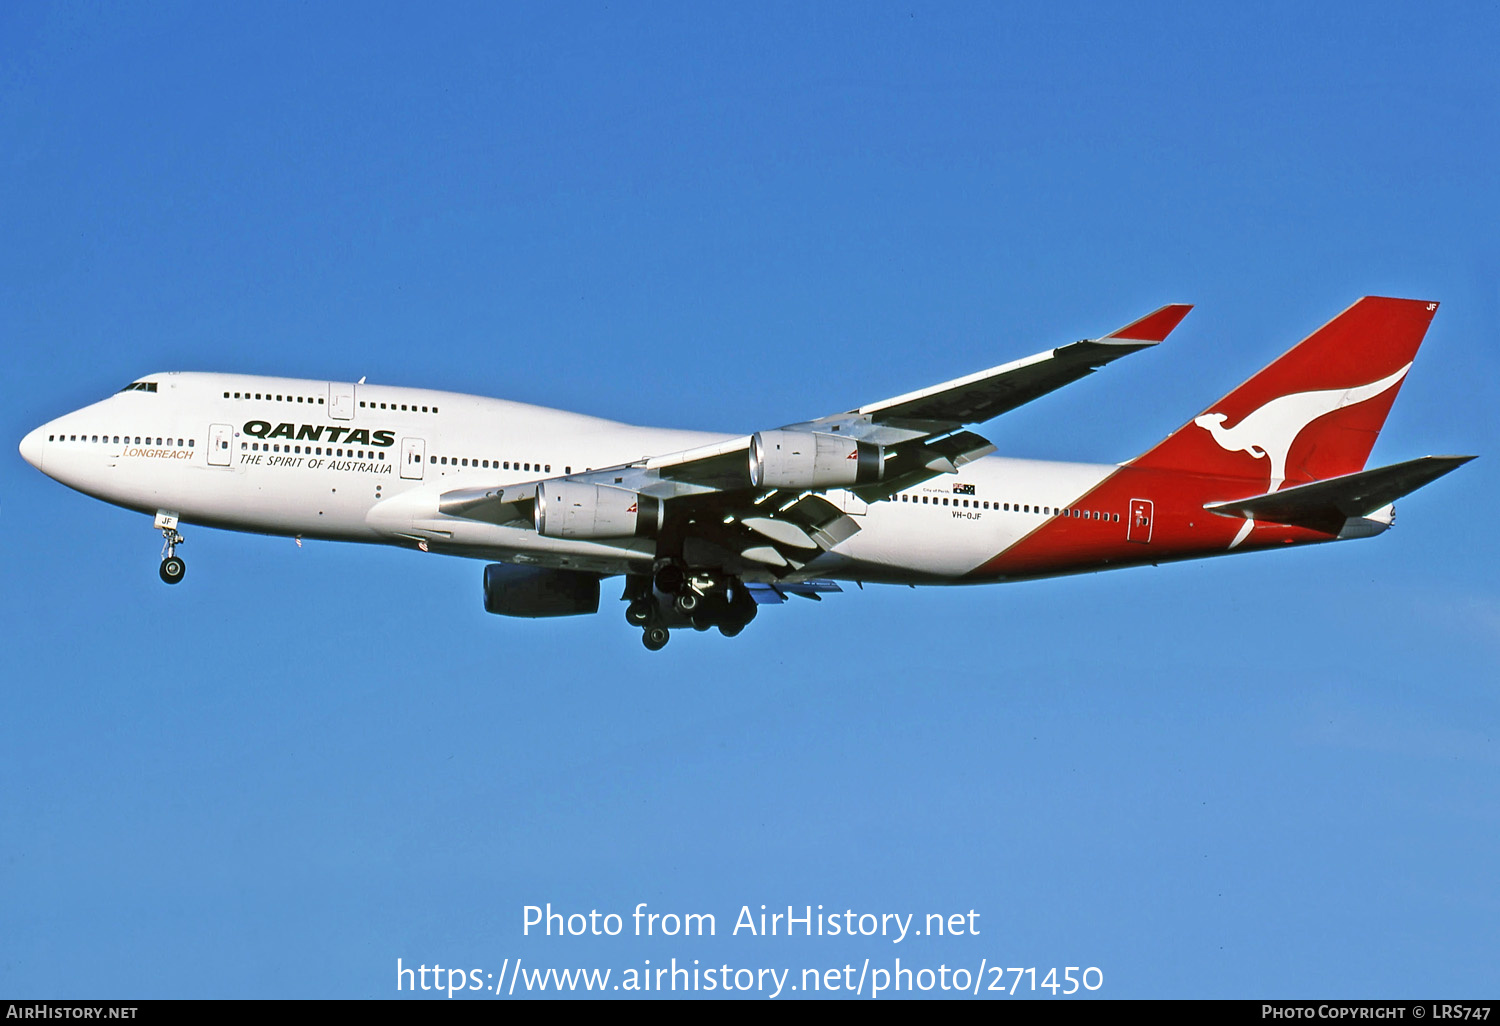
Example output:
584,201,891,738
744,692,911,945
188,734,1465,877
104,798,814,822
118,382,158,393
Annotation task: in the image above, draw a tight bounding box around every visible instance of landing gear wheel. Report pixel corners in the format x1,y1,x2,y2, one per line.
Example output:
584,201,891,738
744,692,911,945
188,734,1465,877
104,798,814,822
625,599,653,626
642,626,670,651
156,517,186,584
674,591,700,615
718,622,744,637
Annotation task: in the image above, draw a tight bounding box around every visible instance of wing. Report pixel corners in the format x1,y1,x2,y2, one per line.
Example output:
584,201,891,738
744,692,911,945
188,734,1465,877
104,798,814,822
437,305,1192,574
785,303,1193,436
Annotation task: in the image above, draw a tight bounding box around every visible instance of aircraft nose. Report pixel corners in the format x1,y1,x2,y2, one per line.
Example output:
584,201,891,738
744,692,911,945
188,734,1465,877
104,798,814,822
19,425,46,470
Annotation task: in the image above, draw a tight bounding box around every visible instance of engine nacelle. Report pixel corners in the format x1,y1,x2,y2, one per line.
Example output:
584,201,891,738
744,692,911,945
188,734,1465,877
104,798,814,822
534,480,662,539
749,430,884,489
483,564,601,618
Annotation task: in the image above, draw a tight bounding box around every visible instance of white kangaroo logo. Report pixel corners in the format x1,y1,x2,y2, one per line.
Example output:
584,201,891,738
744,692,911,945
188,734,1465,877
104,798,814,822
1194,363,1410,491
1195,363,1410,548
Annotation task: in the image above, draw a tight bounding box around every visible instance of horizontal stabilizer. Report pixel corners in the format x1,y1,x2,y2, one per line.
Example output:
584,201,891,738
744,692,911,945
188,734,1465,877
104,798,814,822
1204,455,1475,527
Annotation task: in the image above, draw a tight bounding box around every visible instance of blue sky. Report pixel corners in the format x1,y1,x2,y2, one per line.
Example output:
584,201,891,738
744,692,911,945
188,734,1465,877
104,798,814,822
3,2,1496,999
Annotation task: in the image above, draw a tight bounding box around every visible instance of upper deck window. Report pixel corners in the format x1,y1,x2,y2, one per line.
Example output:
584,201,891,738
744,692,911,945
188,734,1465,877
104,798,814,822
118,381,158,393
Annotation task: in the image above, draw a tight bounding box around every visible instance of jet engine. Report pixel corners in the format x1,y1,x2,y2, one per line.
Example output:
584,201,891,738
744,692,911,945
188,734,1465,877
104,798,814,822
483,564,601,617
534,481,662,539
749,430,884,489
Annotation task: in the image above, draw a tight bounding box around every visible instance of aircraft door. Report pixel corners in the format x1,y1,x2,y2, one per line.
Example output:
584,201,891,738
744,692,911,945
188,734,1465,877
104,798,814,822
840,490,868,516
1127,498,1153,543
208,423,233,466
400,437,426,480
329,382,356,421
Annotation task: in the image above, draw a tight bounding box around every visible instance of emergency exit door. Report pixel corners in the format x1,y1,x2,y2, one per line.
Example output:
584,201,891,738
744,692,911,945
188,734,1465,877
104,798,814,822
1127,498,1153,543
208,423,233,466
401,437,426,480
329,382,356,420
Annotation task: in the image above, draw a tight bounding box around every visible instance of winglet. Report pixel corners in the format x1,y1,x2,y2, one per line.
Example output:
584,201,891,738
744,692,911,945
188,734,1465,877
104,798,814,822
1105,304,1193,343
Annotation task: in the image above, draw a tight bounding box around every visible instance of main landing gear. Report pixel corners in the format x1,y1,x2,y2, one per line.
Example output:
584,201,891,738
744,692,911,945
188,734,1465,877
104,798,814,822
155,511,185,585
623,566,759,650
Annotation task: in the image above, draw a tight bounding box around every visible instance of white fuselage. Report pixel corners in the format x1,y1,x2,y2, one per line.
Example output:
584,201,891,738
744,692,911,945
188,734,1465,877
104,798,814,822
20,372,1118,585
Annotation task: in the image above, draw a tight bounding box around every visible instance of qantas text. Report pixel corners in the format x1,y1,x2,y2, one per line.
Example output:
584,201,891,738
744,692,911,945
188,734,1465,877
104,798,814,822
242,421,395,447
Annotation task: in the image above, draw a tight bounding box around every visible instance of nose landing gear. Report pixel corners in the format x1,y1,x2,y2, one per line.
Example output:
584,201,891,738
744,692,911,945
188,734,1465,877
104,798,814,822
155,511,185,585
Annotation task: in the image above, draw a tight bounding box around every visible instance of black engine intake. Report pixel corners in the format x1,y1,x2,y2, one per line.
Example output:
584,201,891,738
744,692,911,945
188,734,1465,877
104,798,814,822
483,564,601,617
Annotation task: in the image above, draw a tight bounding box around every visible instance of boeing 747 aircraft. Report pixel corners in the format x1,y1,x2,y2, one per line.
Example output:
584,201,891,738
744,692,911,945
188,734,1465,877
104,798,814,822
19,297,1472,649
